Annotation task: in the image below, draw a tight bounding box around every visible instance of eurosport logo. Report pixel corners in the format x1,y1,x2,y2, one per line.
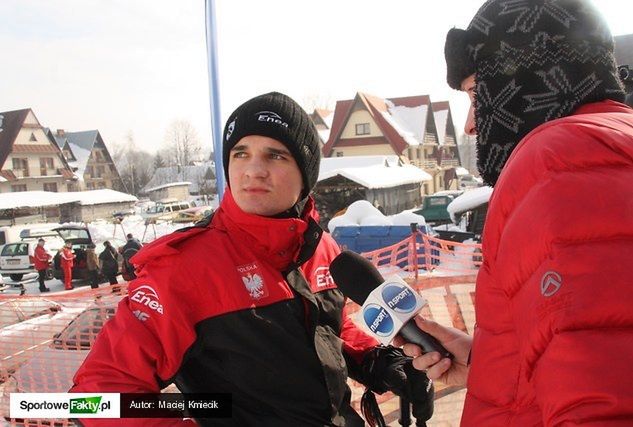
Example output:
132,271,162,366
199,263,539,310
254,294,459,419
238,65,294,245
130,285,164,315
363,304,394,337
256,111,289,127
381,283,417,313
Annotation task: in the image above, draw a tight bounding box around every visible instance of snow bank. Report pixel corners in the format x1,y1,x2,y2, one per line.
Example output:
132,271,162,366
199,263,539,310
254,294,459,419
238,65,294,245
447,186,493,222
327,200,426,232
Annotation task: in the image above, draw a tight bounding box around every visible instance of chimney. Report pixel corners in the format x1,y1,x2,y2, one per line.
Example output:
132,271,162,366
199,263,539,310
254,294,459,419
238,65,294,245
56,129,65,137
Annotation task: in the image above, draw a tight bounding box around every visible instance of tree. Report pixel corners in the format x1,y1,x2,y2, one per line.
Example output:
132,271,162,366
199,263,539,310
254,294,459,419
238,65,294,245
111,132,155,196
162,120,202,167
153,152,166,169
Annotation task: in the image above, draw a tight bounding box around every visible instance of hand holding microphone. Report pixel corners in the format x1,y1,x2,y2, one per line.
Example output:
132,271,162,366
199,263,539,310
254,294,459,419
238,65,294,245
330,250,451,358
331,251,472,386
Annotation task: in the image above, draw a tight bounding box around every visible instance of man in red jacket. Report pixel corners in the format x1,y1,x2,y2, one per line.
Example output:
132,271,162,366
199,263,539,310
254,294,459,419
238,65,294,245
60,240,75,291
32,238,51,293
71,92,433,426
402,0,633,425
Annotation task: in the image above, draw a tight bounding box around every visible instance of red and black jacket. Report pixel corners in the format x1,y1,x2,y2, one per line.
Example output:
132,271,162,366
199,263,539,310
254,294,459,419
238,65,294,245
71,191,378,426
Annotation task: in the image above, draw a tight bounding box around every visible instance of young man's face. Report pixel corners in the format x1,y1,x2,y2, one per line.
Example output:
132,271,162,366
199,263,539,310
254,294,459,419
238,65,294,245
228,135,303,216
461,74,477,136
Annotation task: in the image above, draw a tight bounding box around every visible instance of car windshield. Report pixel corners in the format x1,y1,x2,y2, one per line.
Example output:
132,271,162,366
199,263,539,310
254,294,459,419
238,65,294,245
53,306,115,350
1,243,29,257
56,228,90,241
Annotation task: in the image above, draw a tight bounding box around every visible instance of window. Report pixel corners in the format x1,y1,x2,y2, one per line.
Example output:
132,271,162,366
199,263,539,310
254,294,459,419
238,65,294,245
336,152,344,157
40,157,54,175
29,133,37,142
85,166,93,178
11,184,27,192
43,183,58,192
12,158,29,177
86,182,94,190
96,166,105,178
97,182,106,189
355,123,370,136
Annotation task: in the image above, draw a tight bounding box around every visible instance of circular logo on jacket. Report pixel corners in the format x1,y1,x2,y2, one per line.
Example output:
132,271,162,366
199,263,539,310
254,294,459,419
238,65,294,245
363,304,394,337
540,271,562,297
381,283,417,313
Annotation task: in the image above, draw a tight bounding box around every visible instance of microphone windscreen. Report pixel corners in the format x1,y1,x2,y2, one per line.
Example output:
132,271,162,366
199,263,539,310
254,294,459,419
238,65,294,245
330,250,384,305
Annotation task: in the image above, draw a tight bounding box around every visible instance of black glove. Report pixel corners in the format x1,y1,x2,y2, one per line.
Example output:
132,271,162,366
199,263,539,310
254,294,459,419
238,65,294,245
360,345,434,423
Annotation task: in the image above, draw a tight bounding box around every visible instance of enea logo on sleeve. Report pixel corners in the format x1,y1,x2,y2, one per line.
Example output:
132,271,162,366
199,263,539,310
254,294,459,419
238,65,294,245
130,285,164,321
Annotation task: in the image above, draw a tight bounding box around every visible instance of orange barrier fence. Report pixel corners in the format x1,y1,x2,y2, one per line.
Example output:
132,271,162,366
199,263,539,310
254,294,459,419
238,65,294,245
0,230,482,426
360,231,483,279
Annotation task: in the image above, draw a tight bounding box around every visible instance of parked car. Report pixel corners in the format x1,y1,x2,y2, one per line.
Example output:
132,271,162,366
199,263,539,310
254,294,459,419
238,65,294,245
171,206,214,224
52,226,96,282
0,242,57,282
141,199,193,222
0,228,64,282
413,194,461,225
0,301,116,421
0,298,61,329
0,300,88,379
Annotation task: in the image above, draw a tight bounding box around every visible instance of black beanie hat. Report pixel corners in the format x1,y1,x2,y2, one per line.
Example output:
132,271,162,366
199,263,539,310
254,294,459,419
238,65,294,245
222,92,321,199
444,0,625,186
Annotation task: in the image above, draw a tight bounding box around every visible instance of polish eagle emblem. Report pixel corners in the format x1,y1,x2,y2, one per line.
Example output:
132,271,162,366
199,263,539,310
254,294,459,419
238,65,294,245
242,273,265,299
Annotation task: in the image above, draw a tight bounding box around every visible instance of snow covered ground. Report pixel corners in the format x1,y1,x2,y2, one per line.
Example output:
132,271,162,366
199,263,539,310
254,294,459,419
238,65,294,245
0,215,193,296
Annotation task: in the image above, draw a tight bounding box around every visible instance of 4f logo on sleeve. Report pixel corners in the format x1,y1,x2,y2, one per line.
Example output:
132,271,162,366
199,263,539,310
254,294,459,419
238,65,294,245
237,262,268,300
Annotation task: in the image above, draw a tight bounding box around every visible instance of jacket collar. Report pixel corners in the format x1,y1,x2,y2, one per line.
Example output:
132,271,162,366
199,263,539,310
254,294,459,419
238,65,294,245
214,190,320,270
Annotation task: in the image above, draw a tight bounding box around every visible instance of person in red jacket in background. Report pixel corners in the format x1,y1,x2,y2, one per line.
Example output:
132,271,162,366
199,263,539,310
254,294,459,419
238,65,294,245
60,240,75,291
32,238,51,293
402,0,633,425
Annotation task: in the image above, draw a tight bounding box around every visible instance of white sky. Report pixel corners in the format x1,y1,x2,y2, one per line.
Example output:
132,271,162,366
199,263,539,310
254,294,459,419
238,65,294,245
1,0,631,154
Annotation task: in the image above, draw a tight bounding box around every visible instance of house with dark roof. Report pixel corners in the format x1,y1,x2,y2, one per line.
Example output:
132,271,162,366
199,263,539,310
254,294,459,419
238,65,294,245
322,92,461,194
52,129,125,192
0,108,77,193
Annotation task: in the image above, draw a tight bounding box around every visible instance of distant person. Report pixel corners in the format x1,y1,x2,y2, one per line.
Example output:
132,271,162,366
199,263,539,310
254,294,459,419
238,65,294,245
403,0,633,424
86,243,100,289
60,241,75,291
98,241,119,286
32,238,51,293
121,233,142,280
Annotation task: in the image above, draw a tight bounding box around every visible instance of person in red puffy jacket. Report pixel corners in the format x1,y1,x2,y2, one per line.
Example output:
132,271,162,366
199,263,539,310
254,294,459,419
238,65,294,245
402,0,633,425
32,238,51,292
60,240,75,291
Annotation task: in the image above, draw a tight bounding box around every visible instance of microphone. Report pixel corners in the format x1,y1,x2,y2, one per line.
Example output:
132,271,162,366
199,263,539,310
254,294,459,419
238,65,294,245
330,250,452,359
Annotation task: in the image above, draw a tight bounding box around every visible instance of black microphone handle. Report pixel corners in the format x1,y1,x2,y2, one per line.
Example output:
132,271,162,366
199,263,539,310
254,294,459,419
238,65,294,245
398,322,453,359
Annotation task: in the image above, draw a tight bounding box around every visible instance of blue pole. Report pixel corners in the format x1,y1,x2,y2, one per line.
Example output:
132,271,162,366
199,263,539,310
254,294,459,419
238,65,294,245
205,0,225,201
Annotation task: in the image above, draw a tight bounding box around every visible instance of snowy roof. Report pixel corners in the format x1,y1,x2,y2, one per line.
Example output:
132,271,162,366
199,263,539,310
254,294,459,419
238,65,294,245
144,181,192,193
317,128,331,144
455,167,470,176
433,108,449,145
384,101,428,146
319,157,431,189
447,186,493,222
0,189,137,210
67,142,92,181
143,162,215,194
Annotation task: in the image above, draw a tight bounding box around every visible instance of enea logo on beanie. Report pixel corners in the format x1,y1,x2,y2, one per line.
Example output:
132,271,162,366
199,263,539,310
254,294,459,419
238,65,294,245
256,111,289,128
381,283,417,313
226,118,236,141
363,304,394,337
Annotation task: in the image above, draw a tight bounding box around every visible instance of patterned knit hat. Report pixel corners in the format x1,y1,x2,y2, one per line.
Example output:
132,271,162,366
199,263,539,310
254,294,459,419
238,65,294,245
445,0,625,186
223,92,321,199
